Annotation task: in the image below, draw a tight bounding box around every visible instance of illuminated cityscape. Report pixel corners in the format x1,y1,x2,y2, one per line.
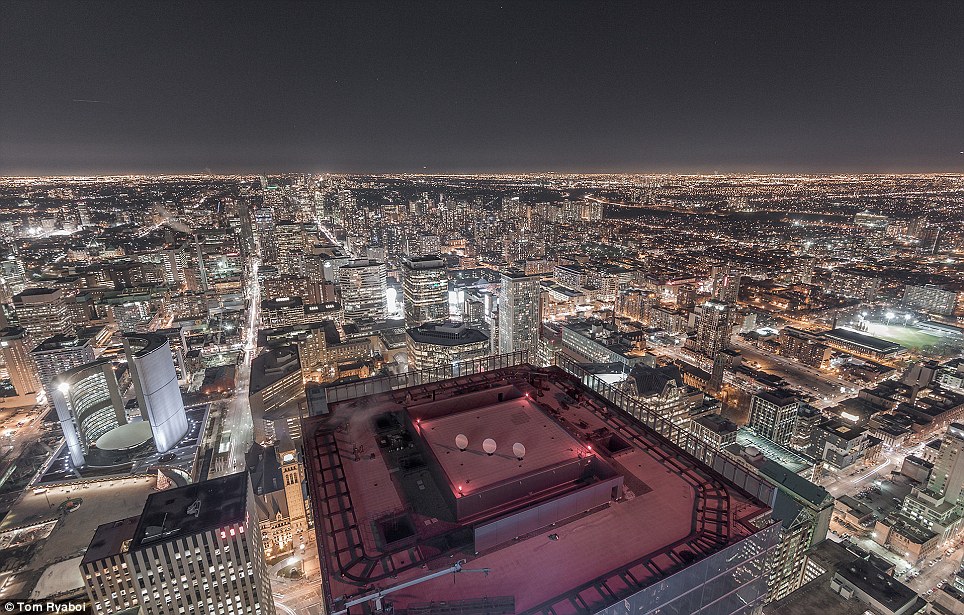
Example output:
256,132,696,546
1,1,963,614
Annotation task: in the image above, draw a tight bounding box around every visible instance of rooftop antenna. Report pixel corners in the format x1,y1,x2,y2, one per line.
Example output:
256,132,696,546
482,438,497,456
512,442,526,461
455,434,468,452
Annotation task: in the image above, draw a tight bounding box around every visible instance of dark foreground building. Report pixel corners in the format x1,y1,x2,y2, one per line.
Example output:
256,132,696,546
304,364,780,614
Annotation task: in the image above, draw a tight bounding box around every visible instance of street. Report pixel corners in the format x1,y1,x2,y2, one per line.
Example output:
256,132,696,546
207,258,260,479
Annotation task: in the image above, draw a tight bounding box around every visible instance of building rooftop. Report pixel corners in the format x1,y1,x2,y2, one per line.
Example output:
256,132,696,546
735,428,814,476
82,516,141,565
836,557,921,613
31,333,93,353
694,413,738,435
418,390,581,497
130,472,249,550
406,321,489,346
249,345,301,394
817,418,867,441
304,364,772,613
824,327,903,354
755,388,800,407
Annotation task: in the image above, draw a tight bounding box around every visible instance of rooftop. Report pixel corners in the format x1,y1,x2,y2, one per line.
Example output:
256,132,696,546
824,327,904,353
304,364,772,613
82,516,141,565
406,321,489,346
417,391,582,496
31,333,93,353
130,472,249,550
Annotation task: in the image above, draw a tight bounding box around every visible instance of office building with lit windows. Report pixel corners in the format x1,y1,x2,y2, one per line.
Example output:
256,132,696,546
497,269,541,358
406,321,490,372
81,472,275,615
401,255,448,327
337,259,388,321
748,389,802,447
30,333,95,399
12,287,74,344
51,360,127,467
0,326,42,407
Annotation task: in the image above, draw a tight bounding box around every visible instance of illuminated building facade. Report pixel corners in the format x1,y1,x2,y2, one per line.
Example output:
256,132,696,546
51,360,126,467
406,321,490,372
12,287,74,344
337,259,388,321
0,327,42,406
81,473,275,615
124,333,188,454
401,255,448,327
497,269,541,358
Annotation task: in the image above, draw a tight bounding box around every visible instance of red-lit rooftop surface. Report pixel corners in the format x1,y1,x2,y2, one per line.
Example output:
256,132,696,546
304,366,770,614
418,395,583,496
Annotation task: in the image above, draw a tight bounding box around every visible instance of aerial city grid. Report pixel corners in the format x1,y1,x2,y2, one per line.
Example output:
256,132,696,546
0,2,963,615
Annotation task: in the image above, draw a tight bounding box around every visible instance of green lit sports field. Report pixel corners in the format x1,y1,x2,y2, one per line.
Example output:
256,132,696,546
862,322,946,348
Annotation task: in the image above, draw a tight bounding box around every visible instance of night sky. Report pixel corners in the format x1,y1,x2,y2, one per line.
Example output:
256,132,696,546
1,1,962,175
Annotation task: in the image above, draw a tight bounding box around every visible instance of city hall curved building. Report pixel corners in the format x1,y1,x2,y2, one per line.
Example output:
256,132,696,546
51,360,126,467
124,333,188,453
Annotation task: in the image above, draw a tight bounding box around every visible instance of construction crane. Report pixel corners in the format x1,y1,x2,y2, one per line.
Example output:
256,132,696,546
330,559,491,615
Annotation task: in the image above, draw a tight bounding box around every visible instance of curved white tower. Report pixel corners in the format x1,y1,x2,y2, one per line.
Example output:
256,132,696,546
51,360,125,467
124,333,188,453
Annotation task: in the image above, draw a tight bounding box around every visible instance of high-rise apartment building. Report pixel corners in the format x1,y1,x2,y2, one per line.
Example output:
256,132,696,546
52,360,126,467
749,389,802,447
12,287,74,344
694,300,734,359
274,220,307,276
30,333,95,399
792,255,817,285
0,253,27,303
903,283,958,316
497,269,541,358
81,473,275,615
713,263,742,303
779,327,832,369
0,327,41,405
337,259,388,322
124,333,188,455
401,255,448,327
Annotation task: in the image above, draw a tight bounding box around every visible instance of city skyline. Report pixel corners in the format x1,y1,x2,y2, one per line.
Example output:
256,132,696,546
2,1,963,176
2,1,964,612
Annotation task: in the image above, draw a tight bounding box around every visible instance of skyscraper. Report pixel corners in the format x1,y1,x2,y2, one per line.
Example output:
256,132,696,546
30,333,95,400
274,220,307,276
124,333,188,454
81,473,275,615
337,259,388,322
401,255,448,327
51,360,126,467
12,287,74,344
712,262,742,303
694,300,734,359
0,327,41,404
497,269,541,358
925,423,964,504
748,389,802,447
